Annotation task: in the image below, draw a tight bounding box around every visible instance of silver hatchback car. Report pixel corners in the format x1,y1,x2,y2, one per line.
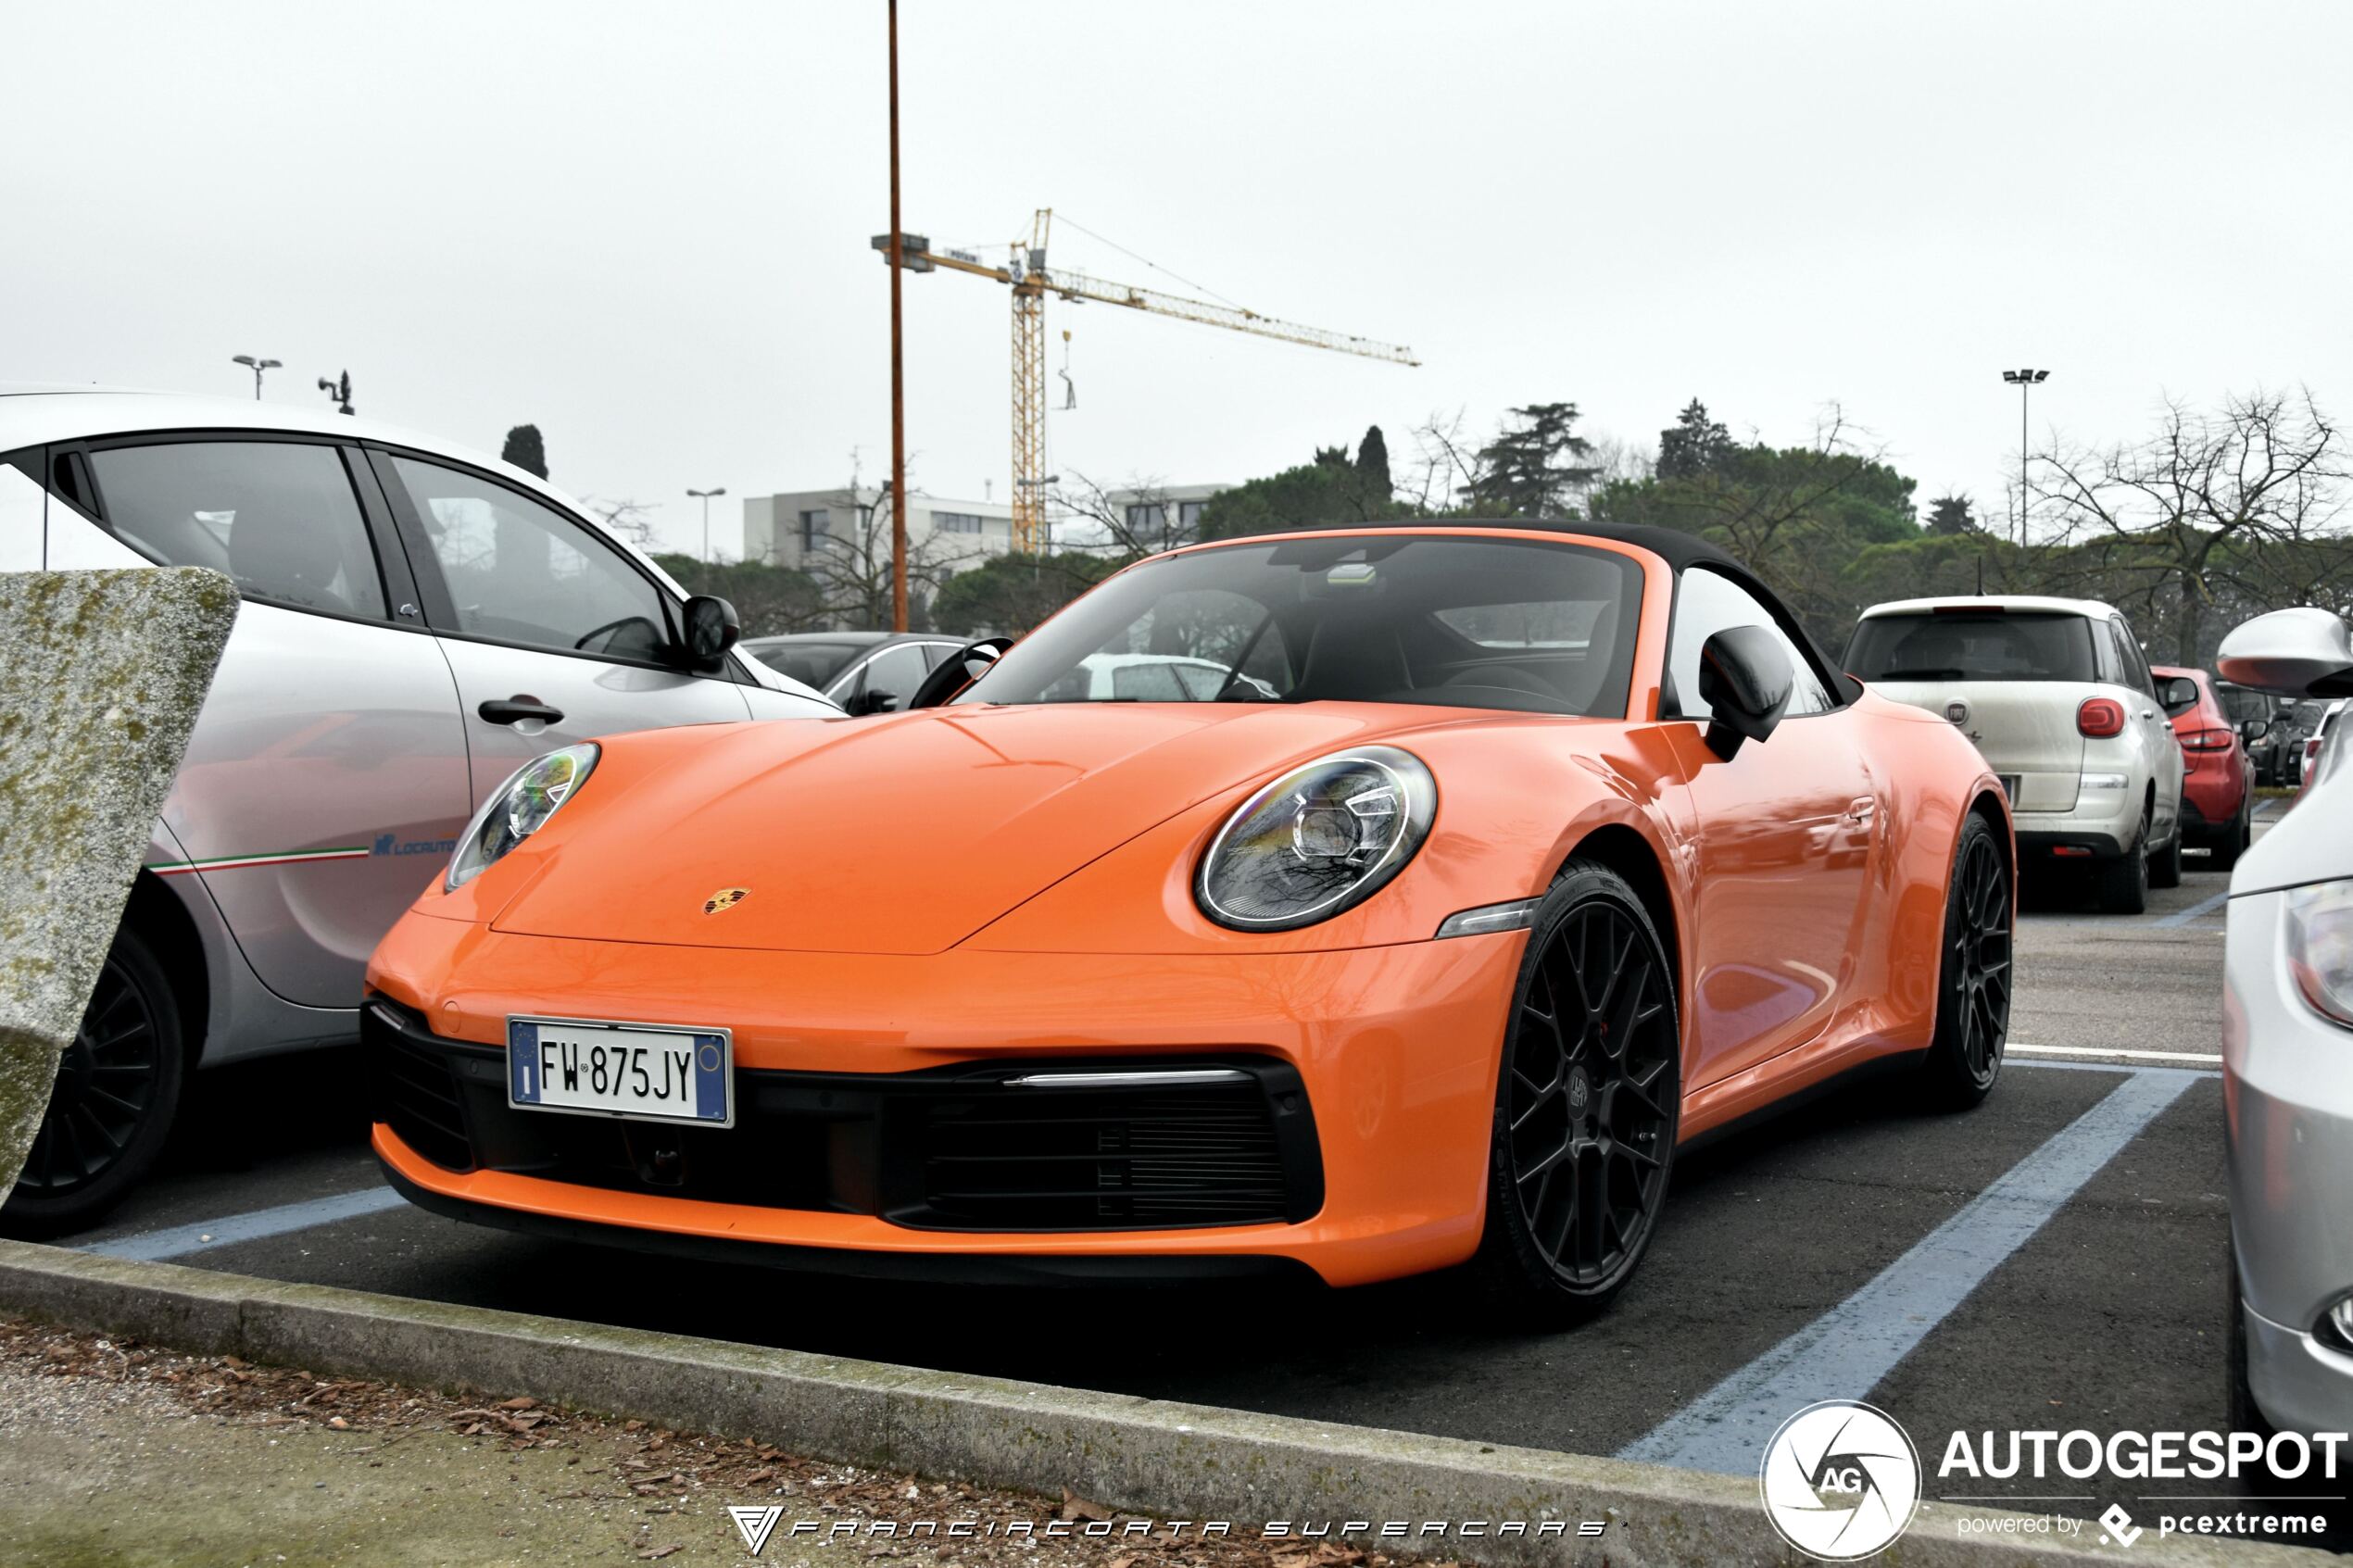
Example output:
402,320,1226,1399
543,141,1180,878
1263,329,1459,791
0,389,838,1229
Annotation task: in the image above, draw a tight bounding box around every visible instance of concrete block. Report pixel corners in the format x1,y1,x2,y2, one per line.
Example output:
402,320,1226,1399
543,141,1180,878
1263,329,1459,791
0,568,236,1200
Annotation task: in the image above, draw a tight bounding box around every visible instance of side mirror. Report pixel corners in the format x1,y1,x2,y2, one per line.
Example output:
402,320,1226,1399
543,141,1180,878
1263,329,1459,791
843,688,899,718
682,596,740,671
2218,608,2353,698
907,636,1016,710
2239,717,2271,744
2157,675,2201,716
1697,625,1793,760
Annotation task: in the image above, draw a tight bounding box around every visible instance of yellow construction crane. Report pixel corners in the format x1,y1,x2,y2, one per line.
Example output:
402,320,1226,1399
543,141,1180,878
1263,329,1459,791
875,209,1417,553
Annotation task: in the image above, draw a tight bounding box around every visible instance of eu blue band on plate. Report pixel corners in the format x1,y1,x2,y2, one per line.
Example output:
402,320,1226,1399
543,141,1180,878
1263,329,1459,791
510,1019,541,1103
693,1034,727,1121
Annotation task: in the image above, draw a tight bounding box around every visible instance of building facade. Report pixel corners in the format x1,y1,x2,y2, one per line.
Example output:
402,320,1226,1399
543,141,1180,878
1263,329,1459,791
741,488,1016,576
741,481,1233,573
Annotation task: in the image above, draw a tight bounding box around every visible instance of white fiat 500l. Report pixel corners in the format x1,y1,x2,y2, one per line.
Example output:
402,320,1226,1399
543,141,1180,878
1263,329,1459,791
1844,596,2185,912
0,388,839,1230
2215,607,2353,1436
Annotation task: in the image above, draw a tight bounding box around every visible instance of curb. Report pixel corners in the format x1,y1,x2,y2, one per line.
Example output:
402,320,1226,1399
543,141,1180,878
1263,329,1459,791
0,1239,2321,1567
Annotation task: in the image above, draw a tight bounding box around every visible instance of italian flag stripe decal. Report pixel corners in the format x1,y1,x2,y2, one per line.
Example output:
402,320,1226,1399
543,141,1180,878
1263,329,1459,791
145,847,373,876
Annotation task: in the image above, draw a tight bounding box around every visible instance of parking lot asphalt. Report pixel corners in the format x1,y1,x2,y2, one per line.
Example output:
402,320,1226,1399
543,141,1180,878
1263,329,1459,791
57,811,2287,1540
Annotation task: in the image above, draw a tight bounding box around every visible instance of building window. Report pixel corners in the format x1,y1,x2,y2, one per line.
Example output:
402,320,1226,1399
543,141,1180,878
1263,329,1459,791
799,508,830,550
1126,502,1167,533
935,511,986,535
1178,500,1207,530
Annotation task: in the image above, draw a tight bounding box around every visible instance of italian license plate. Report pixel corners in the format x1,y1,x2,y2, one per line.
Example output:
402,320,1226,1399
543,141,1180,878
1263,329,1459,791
507,1017,732,1128
1998,775,2020,800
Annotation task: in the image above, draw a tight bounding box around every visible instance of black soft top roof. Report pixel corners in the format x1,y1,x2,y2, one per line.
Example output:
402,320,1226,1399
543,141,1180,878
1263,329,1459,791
1222,517,1743,572
1213,519,1857,705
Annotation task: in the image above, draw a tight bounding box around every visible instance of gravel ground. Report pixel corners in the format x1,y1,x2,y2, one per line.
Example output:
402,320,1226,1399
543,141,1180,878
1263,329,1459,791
0,1317,1454,1568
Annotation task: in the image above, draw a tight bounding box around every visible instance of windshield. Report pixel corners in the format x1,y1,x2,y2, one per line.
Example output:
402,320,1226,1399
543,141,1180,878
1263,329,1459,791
743,639,869,688
958,534,1643,717
1844,610,2097,684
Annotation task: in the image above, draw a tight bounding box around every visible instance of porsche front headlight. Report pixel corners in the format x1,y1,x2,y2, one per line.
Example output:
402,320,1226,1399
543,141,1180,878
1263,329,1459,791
2287,879,2353,1029
447,744,599,891
1195,746,1436,931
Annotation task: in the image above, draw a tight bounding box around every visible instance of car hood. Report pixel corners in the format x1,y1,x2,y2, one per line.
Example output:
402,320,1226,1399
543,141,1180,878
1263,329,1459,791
492,702,1446,954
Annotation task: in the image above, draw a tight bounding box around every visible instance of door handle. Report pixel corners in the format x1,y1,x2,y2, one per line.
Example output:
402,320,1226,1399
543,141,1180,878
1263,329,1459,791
1843,797,1877,824
479,696,565,727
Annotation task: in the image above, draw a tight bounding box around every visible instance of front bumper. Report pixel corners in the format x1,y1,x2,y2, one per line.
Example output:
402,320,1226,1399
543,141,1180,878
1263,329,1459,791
2225,887,2353,1432
365,911,1528,1288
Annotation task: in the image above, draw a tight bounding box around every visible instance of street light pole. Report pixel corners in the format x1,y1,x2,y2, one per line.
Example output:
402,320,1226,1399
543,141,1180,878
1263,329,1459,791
687,487,727,563
231,355,281,400
2002,369,2049,543
885,0,909,633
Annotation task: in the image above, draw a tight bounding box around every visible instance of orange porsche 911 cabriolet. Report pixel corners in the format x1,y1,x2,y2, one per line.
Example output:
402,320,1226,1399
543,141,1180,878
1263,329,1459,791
366,523,2013,1318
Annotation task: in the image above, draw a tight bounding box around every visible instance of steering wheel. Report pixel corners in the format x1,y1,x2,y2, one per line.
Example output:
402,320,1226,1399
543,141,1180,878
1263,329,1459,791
907,636,1015,709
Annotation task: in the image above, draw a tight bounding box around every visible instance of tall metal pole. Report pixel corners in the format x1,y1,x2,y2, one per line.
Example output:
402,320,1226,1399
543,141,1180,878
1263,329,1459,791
688,487,727,563
886,0,910,632
2020,379,2030,545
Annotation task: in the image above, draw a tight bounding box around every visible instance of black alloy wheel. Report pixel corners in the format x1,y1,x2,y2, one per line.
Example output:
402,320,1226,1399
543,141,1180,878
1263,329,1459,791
1475,862,1679,1321
1919,813,2011,1109
2,927,186,1236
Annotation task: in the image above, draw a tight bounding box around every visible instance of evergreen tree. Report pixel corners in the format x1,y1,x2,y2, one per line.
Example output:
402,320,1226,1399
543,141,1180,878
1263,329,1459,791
501,424,548,480
1655,399,1733,481
1924,493,1980,535
1355,424,1391,495
1465,403,1597,518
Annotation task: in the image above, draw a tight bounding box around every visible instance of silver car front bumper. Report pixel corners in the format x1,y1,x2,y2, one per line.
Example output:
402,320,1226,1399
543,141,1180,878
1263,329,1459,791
2226,886,2353,1433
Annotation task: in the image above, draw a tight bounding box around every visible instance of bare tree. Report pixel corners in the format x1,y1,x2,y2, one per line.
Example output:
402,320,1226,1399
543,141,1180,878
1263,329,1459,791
801,475,960,631
2037,389,2349,662
1049,471,1195,556
580,496,661,550
1400,408,1486,516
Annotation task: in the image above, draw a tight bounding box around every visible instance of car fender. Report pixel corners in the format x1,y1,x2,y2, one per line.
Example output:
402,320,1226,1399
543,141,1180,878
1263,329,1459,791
963,717,1691,958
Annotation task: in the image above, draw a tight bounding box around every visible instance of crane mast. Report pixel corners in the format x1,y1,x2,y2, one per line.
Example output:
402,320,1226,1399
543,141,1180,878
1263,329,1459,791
876,208,1416,554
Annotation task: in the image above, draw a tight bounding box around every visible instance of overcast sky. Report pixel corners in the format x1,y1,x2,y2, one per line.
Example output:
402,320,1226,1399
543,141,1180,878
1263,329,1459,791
8,1,2349,558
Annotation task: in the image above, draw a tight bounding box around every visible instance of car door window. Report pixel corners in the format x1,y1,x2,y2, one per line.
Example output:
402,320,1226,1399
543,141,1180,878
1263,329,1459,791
85,441,387,619
2109,617,2156,697
388,455,672,663
1667,567,1832,719
849,643,930,710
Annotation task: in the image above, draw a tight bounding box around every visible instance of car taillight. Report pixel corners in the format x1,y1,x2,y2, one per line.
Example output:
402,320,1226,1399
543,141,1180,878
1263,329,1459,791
2078,697,2126,738
2182,729,2235,751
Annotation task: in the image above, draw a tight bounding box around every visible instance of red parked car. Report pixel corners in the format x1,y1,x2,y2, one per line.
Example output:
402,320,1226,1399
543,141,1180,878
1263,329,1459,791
2152,664,2254,867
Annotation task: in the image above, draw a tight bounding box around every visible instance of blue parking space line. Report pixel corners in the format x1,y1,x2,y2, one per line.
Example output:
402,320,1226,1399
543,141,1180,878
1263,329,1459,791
1619,1068,2197,1475
2155,890,2232,928
82,1185,408,1262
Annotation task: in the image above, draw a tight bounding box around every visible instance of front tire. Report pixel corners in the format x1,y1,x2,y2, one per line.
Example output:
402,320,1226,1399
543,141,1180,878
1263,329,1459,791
1919,814,2011,1110
0,926,187,1237
1472,863,1680,1324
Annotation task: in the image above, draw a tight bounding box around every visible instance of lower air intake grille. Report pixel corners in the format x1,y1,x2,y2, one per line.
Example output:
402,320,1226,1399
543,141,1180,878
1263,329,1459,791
913,1082,1292,1230
368,1005,476,1172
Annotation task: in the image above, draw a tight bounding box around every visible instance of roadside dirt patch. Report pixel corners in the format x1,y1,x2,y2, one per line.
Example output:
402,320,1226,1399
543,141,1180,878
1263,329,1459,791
0,1315,1471,1568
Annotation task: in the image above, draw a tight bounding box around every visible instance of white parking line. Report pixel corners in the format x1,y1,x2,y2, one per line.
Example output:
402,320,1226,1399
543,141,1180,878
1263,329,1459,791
1620,1068,2198,1475
2010,1041,2224,1066
82,1185,408,1262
